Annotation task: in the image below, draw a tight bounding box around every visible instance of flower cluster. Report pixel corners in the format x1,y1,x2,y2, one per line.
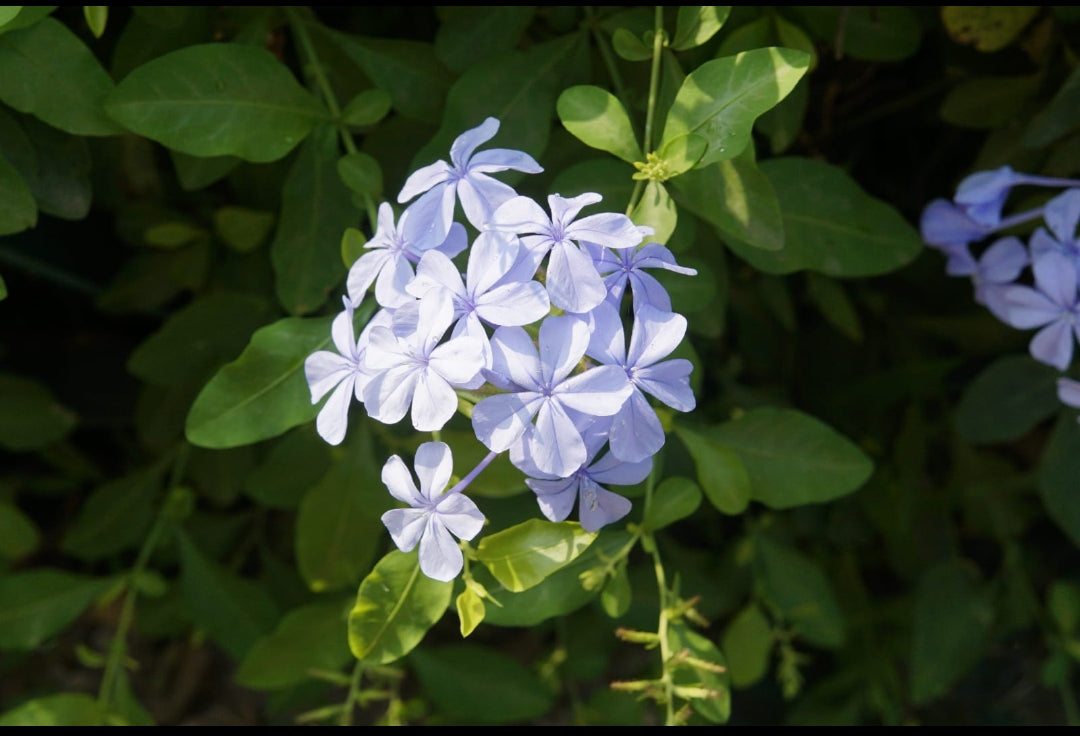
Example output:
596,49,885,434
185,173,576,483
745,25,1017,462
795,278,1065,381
305,118,697,581
920,166,1080,412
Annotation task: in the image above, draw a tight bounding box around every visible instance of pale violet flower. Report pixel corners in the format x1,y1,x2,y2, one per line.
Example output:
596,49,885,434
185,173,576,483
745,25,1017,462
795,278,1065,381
521,428,650,532
492,192,648,313
304,300,390,445
1001,250,1080,371
1058,377,1080,415
585,241,697,312
380,442,485,582
472,315,632,477
363,290,485,431
346,202,466,309
586,303,695,462
397,117,543,249
406,231,550,365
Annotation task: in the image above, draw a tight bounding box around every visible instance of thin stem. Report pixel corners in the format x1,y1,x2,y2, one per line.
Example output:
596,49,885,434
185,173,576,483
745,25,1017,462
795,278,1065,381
627,6,666,215
641,466,676,725
584,6,632,119
285,6,358,156
338,661,365,726
448,451,499,495
98,445,189,710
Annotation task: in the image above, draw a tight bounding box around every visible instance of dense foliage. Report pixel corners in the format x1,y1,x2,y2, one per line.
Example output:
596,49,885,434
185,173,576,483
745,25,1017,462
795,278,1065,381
2,5,1080,726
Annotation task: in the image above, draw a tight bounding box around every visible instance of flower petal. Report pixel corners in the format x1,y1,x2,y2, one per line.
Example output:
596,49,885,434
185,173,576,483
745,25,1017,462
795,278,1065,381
418,516,464,581
414,442,453,501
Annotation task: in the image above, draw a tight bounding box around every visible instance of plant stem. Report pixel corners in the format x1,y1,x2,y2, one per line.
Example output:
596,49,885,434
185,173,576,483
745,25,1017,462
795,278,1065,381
98,444,189,711
584,7,631,120
642,466,677,725
338,661,365,726
627,6,666,215
285,7,358,156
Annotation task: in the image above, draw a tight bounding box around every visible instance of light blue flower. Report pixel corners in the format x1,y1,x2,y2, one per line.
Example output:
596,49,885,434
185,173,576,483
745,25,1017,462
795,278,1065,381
347,202,467,309
585,241,696,312
1001,251,1080,371
586,303,695,462
381,442,485,582
472,315,632,477
363,290,485,431
397,117,542,249
492,192,648,313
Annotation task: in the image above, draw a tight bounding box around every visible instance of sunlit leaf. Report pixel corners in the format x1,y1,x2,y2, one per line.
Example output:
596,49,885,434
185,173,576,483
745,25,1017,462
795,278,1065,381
643,476,702,531
660,47,809,168
557,85,643,163
348,549,452,664
475,520,597,593
0,693,106,726
672,6,732,50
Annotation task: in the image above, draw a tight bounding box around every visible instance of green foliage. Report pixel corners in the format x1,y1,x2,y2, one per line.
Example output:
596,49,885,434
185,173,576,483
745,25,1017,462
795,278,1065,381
105,43,327,162
348,550,452,665
4,4,1080,726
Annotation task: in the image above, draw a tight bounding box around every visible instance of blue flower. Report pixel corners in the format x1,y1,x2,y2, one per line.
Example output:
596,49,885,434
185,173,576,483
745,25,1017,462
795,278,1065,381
380,442,485,582
1001,251,1080,370
397,117,543,249
471,315,632,477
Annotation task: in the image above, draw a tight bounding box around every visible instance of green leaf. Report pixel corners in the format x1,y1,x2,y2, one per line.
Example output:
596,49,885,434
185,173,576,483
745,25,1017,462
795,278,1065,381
185,315,333,449
942,6,1038,52
105,43,327,162
411,644,555,724
0,151,35,235
456,588,485,637
909,559,993,704
236,600,352,690
941,75,1040,130
656,132,706,177
0,271,6,300
243,428,331,509
600,562,631,618
557,85,643,163
724,157,923,276
630,181,677,245
177,530,278,660
415,33,586,169
481,529,632,627
956,355,1060,444
660,47,809,168
674,145,784,251
348,549,453,665
341,89,392,127
61,470,160,560
1049,580,1080,636
212,206,275,253
337,151,383,198
0,501,39,560
0,109,92,221
170,151,241,191
296,427,382,592
1025,65,1080,149
643,476,702,531
0,7,22,29
611,27,652,62
434,6,537,74
1039,415,1080,548
672,6,731,50
319,28,452,125
0,569,111,649
793,7,921,62
722,603,774,688
0,693,106,726
709,407,872,509
0,18,121,135
667,622,732,723
271,125,361,315
128,293,276,387
806,272,862,341
755,536,846,648
0,373,76,451
0,7,54,36
475,520,597,593
84,6,107,38
675,424,752,514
